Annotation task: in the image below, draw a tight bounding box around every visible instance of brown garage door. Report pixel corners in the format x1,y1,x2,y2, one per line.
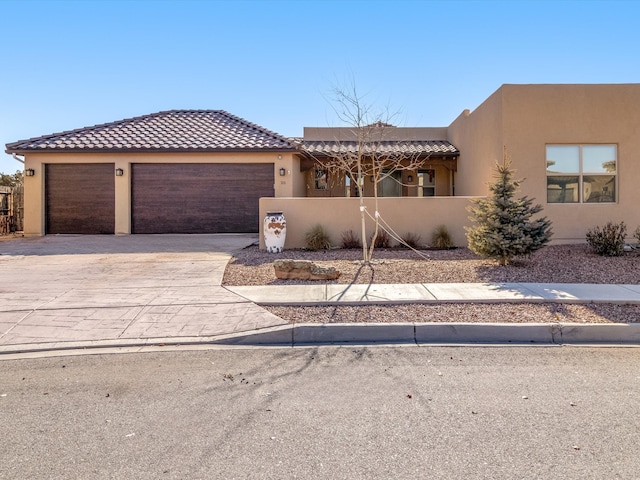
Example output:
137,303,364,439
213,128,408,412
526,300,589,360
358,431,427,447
131,163,274,234
45,164,115,234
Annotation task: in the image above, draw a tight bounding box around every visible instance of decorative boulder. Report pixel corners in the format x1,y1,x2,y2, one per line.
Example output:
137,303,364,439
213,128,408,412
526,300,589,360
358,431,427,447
273,259,341,281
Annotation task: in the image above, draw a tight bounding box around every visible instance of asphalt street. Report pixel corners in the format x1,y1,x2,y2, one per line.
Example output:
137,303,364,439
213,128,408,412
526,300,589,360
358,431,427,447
1,346,639,479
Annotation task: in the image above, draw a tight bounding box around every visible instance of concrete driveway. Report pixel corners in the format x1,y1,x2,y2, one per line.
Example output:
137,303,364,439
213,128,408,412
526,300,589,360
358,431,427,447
0,234,286,351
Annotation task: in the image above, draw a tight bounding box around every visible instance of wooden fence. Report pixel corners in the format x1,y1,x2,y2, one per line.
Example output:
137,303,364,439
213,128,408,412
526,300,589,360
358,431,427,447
0,185,23,234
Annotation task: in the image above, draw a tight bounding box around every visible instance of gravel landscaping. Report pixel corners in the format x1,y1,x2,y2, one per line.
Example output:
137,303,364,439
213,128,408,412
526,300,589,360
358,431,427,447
223,244,640,324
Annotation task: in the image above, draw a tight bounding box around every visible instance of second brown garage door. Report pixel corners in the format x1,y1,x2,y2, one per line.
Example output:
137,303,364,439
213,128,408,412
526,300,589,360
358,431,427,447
131,163,274,234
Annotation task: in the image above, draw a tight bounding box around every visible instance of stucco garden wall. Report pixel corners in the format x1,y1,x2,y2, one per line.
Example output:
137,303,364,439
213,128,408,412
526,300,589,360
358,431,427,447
259,197,478,250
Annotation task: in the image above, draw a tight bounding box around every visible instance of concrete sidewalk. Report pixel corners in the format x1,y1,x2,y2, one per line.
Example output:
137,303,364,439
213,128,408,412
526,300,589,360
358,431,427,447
226,283,640,305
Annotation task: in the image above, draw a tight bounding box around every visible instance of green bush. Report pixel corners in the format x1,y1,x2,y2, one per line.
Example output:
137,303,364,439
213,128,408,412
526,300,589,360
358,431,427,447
586,221,627,256
634,226,640,244
305,224,332,250
431,225,453,249
341,230,362,249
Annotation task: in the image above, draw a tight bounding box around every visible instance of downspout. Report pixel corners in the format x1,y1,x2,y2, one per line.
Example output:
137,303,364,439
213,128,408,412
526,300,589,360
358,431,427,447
12,153,25,164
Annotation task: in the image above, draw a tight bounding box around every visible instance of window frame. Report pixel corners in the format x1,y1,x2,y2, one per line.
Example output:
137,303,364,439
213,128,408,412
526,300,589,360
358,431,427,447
546,144,617,204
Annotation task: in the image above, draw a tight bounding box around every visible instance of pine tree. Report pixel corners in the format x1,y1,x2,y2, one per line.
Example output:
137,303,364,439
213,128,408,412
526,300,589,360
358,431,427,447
465,159,552,266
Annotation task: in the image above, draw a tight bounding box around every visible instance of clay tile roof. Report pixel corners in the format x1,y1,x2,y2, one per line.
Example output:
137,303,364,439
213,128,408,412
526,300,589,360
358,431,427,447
301,140,459,156
5,110,296,153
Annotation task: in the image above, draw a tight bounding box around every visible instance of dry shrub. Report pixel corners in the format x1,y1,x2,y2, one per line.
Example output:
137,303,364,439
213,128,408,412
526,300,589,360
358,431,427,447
371,229,392,248
400,232,422,249
305,224,332,250
341,230,362,249
431,225,453,249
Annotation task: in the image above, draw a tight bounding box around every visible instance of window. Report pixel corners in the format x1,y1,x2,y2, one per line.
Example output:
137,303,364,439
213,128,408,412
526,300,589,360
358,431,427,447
417,169,435,197
379,170,402,197
546,145,616,203
314,168,328,190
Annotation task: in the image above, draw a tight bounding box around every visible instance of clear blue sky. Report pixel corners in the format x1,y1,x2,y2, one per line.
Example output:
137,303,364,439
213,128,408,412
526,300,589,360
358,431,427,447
1,0,639,173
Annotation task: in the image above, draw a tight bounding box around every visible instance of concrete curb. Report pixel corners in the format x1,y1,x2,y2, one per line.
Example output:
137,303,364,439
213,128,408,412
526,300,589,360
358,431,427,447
2,322,640,358
213,322,640,346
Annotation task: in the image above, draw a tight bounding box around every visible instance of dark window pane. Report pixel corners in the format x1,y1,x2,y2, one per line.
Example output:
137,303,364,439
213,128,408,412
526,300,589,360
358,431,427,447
547,176,580,203
583,175,616,202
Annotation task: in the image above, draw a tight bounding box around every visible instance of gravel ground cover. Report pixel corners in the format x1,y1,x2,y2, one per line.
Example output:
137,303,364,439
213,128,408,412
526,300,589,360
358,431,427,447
223,244,640,324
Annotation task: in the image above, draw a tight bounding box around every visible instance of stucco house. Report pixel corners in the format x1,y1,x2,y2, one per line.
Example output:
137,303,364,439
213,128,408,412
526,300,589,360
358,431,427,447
6,84,640,248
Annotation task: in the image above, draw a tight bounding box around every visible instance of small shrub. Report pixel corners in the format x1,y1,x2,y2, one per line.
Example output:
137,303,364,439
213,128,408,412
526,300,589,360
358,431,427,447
305,224,332,250
401,232,422,249
431,225,453,249
635,226,640,244
371,229,392,248
341,230,362,249
585,221,626,256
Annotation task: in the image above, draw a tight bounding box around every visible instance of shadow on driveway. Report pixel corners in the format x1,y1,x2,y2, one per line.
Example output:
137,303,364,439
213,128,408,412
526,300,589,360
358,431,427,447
0,234,258,256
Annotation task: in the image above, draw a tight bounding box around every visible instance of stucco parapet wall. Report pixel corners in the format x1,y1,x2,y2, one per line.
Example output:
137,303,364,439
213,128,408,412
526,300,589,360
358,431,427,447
259,196,480,250
303,126,450,141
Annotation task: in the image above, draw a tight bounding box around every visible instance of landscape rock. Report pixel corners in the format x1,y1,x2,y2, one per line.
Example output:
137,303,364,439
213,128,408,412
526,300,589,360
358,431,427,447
274,259,341,281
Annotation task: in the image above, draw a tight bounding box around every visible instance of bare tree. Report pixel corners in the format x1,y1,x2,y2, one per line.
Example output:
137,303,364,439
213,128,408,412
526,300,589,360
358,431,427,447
307,83,427,262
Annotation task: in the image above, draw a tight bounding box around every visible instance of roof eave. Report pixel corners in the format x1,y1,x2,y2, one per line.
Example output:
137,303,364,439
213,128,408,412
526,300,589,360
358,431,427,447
300,150,459,158
5,146,299,155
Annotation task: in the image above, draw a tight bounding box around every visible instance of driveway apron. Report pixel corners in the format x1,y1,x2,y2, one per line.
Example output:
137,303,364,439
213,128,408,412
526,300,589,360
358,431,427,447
0,235,286,348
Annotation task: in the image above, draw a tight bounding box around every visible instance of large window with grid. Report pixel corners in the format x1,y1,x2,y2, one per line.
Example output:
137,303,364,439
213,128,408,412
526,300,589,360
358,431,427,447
546,145,616,203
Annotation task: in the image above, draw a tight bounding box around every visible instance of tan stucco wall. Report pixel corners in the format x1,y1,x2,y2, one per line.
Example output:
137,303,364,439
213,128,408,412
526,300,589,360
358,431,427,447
22,151,298,236
501,84,640,242
259,197,477,249
448,84,640,242
304,126,449,141
448,87,504,196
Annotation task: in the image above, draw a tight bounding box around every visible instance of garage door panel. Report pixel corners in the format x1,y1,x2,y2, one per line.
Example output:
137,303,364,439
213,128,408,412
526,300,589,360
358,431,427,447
45,164,115,234
132,164,274,234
